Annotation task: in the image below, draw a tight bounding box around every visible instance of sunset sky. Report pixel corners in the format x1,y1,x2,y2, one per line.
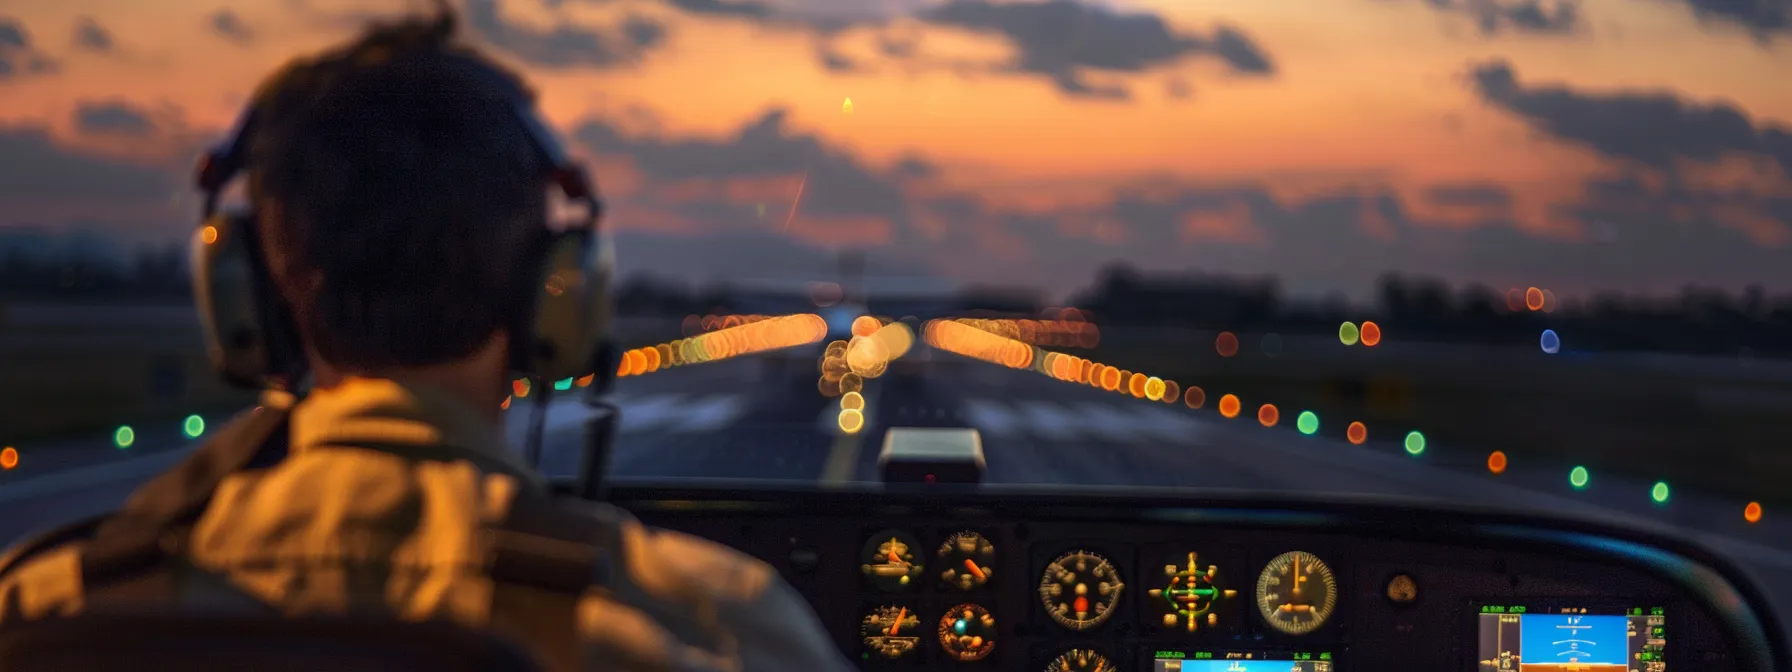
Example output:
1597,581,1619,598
1,0,1789,300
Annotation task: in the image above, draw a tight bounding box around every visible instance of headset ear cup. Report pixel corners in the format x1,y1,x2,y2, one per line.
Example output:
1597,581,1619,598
191,213,274,388
521,230,613,381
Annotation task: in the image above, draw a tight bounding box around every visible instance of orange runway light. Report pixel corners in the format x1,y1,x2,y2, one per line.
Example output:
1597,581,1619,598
1215,332,1239,357
1346,422,1367,445
1218,394,1241,419
1257,404,1278,427
1487,450,1507,474
1184,386,1206,409
0,446,17,470
1745,502,1763,524
1360,321,1382,347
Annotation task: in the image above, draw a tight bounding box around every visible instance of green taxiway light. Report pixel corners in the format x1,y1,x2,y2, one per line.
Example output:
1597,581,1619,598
114,425,135,449
1404,431,1425,456
1651,481,1670,504
1297,411,1319,435
1570,466,1590,489
183,414,205,438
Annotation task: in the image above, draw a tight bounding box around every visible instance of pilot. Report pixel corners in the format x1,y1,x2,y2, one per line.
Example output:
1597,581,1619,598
0,9,852,672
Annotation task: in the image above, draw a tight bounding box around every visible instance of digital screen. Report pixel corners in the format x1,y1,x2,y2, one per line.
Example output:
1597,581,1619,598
1475,605,1665,672
1151,650,1332,672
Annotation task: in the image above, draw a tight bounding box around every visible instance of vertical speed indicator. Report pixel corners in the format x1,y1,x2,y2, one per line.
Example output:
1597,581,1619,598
1254,551,1337,636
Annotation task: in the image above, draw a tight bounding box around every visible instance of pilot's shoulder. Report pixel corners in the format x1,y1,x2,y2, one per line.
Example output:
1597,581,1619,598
617,516,776,605
0,544,84,624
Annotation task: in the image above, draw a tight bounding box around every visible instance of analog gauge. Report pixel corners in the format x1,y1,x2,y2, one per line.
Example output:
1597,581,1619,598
1254,551,1338,635
860,529,925,592
937,603,997,662
1044,649,1115,672
1038,550,1125,631
1148,551,1238,633
937,531,996,592
859,605,922,661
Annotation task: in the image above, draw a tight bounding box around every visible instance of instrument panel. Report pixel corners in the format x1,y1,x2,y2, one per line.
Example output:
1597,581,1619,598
611,487,1776,672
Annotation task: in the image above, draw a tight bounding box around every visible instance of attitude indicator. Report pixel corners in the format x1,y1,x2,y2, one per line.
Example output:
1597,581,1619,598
861,529,926,592
1045,648,1115,672
1149,552,1238,632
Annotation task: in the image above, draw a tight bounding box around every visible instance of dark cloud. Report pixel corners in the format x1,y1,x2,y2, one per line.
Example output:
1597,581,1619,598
0,17,58,80
567,105,1788,297
0,125,176,203
1469,59,1792,177
462,0,666,68
73,101,156,137
209,9,254,44
666,0,774,19
73,17,114,52
1665,0,1790,39
918,0,1275,99
1420,0,1582,35
1426,182,1514,207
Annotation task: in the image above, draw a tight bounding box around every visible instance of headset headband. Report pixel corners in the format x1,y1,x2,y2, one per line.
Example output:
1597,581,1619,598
194,100,602,228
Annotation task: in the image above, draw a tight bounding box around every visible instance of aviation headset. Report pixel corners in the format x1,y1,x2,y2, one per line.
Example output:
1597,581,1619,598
189,82,616,393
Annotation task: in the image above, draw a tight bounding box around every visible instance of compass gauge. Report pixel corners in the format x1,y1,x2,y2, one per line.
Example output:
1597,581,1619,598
937,531,996,592
1254,551,1338,635
859,605,922,661
1039,550,1125,631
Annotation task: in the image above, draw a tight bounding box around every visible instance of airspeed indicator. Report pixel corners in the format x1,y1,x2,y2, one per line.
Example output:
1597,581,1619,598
1254,550,1337,636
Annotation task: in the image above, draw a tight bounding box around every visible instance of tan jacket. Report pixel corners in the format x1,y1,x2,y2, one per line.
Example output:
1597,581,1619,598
0,378,852,672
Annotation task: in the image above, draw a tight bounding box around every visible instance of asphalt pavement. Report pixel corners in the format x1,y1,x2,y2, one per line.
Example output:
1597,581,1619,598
2,343,1789,603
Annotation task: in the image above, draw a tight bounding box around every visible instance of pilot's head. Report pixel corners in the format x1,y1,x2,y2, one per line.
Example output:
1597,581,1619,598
243,9,546,405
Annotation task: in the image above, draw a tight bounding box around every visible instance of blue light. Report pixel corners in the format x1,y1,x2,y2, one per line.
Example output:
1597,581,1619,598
953,619,967,635
1540,329,1560,354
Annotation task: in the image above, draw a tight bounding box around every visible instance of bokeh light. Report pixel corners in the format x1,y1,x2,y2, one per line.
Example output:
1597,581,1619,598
1215,332,1239,357
1162,380,1180,404
838,408,865,434
1258,404,1279,427
183,414,205,438
1218,394,1241,419
1487,450,1507,474
1144,376,1166,401
1651,481,1670,504
114,425,134,449
1338,322,1360,346
1346,421,1367,445
1360,321,1382,347
1296,411,1319,435
1569,466,1590,489
1540,329,1561,354
1745,502,1763,524
841,391,866,411
1404,431,1425,456
513,379,531,398
0,447,16,470
1184,386,1206,409
1526,287,1545,311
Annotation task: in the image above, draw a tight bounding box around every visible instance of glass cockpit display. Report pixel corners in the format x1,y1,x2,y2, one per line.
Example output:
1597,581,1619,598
1150,650,1334,671
1476,604,1665,672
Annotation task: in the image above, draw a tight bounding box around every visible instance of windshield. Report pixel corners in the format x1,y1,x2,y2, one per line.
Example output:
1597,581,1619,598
0,0,1787,560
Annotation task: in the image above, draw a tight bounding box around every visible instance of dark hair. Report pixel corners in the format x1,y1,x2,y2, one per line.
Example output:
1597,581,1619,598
246,8,548,371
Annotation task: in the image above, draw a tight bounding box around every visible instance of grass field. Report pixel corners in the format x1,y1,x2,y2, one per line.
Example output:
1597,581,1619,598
1078,329,1792,505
